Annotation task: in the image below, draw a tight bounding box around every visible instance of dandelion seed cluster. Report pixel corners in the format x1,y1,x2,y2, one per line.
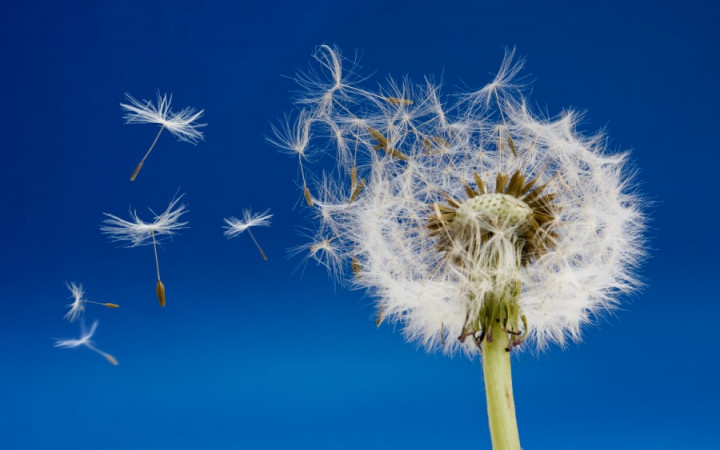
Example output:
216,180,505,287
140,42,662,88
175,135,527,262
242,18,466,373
55,92,272,366
276,46,646,355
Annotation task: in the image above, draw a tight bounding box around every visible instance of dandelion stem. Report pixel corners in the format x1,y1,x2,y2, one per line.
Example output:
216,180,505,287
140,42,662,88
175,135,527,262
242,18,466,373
481,321,521,450
130,124,165,181
247,228,268,261
151,230,161,280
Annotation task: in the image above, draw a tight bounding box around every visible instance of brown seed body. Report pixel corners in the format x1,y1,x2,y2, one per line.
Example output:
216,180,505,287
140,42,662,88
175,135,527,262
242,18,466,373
129,161,144,181
367,127,409,161
384,97,413,106
304,187,314,207
156,279,166,307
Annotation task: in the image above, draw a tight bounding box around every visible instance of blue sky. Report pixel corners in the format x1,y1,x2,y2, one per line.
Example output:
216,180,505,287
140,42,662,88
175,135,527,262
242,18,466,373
1,1,718,448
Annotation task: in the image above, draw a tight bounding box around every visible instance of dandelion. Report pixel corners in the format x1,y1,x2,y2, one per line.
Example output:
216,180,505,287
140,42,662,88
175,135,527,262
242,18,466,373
223,209,272,260
121,92,205,181
64,282,119,322
275,47,646,450
55,320,118,366
101,195,188,307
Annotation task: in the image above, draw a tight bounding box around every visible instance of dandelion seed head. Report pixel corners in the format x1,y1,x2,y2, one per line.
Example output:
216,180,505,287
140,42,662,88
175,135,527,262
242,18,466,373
277,47,646,356
121,92,205,144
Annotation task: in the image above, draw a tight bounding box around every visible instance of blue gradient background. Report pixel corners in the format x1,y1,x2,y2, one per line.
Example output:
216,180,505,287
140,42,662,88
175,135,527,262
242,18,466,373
1,1,718,449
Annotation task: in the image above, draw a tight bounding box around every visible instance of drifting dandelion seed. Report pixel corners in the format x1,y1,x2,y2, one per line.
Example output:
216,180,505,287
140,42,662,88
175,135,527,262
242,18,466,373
288,236,345,282
55,320,118,366
64,282,119,322
268,111,313,206
275,46,646,450
121,93,205,181
101,195,188,307
223,209,272,261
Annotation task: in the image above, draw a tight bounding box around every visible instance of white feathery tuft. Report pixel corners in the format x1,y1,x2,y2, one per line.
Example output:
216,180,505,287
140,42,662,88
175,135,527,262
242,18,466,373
64,281,86,322
224,209,273,261
55,320,118,366
223,209,273,238
267,111,312,158
100,195,188,247
464,48,527,108
121,93,206,144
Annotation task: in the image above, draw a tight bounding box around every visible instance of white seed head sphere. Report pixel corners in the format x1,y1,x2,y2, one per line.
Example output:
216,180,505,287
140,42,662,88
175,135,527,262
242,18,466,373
279,46,646,356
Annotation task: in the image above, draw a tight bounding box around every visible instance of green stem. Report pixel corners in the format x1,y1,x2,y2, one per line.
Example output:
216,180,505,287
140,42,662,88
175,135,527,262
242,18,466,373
482,322,521,450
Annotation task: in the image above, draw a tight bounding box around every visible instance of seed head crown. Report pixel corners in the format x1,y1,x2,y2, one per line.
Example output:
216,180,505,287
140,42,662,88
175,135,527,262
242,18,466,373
455,194,532,227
